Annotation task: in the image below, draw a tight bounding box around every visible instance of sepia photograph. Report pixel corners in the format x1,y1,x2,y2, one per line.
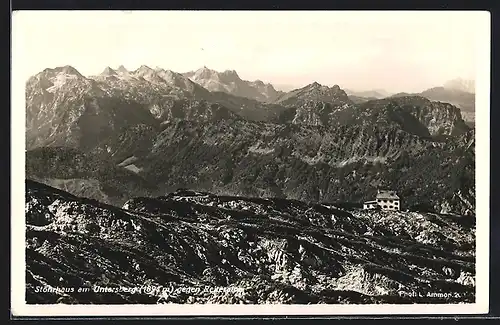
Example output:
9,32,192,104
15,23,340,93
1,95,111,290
11,10,490,316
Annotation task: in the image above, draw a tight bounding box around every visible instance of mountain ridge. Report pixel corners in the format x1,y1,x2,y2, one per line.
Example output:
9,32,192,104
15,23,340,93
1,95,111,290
25,65,474,216
391,87,475,123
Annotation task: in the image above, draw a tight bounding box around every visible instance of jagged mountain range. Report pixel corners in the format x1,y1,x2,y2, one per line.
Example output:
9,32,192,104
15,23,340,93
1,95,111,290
26,179,475,304
25,65,474,216
26,65,287,148
183,66,285,102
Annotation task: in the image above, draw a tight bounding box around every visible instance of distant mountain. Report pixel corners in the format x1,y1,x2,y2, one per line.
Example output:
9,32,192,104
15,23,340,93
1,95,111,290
391,92,412,97
273,84,298,92
347,95,378,104
391,87,475,124
444,78,475,94
345,89,390,99
183,66,284,102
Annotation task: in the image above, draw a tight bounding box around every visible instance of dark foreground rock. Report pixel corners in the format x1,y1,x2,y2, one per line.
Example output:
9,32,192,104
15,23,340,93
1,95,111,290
25,179,475,304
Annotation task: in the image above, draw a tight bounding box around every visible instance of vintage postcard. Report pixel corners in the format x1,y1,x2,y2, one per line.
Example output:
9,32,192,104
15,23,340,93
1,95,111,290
11,10,490,316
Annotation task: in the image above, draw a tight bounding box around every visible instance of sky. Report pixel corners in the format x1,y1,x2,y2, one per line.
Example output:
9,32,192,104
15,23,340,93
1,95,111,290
12,10,487,93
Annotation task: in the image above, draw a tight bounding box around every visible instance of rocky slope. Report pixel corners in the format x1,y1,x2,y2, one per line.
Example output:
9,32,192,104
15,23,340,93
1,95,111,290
26,180,475,304
183,66,284,102
209,91,288,122
134,120,475,215
355,96,470,138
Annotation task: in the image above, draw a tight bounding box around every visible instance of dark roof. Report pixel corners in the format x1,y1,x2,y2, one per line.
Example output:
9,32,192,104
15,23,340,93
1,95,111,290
376,190,400,200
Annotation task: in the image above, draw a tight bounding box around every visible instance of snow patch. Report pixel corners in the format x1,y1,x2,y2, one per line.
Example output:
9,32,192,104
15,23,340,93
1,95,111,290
124,164,143,173
117,156,138,167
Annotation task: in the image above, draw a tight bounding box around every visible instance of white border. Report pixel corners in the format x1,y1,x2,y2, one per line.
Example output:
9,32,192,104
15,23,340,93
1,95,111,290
11,10,491,317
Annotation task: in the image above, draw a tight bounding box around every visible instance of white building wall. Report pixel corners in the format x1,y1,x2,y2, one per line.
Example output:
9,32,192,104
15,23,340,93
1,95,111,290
377,199,400,211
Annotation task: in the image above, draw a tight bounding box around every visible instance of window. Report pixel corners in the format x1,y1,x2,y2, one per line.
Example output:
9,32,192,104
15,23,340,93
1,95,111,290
383,205,387,209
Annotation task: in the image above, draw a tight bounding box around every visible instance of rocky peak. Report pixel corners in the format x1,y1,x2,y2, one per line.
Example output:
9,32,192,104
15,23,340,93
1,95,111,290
193,66,218,80
221,69,240,79
60,65,83,77
187,67,282,102
39,65,84,79
26,65,88,93
275,82,351,106
132,65,166,84
134,65,154,75
101,66,117,76
157,69,192,88
303,82,340,93
117,65,129,74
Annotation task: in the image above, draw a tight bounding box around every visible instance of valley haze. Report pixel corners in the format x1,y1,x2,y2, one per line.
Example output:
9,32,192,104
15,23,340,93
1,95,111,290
11,10,490,317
